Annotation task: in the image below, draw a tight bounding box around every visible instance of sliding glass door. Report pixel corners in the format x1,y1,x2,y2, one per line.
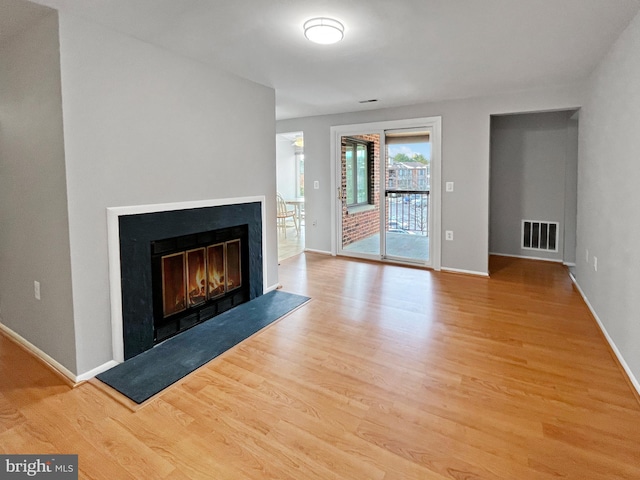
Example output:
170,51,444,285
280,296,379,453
333,118,441,269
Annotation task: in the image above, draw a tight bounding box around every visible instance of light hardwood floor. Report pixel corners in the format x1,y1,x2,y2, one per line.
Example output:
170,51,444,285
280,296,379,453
1,254,639,479
278,225,304,262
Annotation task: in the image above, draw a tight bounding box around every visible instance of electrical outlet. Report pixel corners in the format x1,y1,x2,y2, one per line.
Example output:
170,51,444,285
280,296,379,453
445,230,454,241
313,181,320,190
34,281,41,300
594,256,598,272
312,220,317,227
446,182,454,192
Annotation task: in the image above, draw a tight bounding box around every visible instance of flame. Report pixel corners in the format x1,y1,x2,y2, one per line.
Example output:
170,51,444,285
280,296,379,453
208,263,224,295
188,261,206,306
195,265,205,295
207,248,226,297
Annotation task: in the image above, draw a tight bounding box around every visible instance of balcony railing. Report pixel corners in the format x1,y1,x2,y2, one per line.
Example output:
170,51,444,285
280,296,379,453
386,191,429,236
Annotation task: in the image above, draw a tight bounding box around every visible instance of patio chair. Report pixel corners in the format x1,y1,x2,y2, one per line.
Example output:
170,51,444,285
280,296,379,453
276,193,298,237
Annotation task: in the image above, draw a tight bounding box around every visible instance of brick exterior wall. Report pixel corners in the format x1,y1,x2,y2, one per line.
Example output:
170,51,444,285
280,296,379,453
341,134,381,247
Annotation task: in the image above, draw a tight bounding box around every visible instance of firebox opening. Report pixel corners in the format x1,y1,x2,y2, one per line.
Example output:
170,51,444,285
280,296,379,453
151,225,249,343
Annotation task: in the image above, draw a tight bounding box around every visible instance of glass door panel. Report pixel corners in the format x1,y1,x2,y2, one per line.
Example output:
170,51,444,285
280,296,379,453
384,131,431,263
340,134,381,257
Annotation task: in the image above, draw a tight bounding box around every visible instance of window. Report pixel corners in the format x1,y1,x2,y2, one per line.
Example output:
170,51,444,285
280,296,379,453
345,138,372,207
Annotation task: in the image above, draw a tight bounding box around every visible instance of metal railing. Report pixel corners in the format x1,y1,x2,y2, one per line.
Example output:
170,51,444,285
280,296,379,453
386,191,429,236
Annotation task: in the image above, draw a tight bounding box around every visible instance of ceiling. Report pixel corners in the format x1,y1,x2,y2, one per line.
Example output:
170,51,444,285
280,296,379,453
3,0,640,120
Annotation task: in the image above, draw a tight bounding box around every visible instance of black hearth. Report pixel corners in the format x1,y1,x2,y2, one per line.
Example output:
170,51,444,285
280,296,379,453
118,202,263,360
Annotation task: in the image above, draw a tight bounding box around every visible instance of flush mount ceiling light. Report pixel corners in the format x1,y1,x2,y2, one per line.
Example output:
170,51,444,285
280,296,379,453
303,17,344,45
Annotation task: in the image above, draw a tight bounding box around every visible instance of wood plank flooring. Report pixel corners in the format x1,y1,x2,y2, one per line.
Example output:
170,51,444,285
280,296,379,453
1,254,639,479
278,226,304,262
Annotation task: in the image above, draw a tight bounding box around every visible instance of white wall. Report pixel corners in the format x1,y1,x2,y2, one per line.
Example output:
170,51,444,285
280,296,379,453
490,111,577,262
0,13,77,372
276,133,298,199
277,86,584,273
57,13,277,375
577,10,640,390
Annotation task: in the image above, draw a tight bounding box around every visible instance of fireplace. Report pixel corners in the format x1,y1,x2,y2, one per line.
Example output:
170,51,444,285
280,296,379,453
151,225,250,342
113,200,264,360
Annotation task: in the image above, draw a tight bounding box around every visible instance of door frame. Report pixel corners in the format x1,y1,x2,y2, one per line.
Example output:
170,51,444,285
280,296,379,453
330,117,442,270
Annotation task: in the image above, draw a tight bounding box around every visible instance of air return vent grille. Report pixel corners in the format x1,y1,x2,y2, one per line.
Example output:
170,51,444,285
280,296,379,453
522,220,559,252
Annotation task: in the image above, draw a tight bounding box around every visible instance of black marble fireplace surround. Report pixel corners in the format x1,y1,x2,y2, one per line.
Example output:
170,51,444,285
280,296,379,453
118,202,263,360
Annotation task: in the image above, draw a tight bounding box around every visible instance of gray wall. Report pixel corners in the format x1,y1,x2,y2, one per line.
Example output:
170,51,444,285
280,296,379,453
0,11,277,377
564,114,579,265
57,13,277,375
0,13,77,371
277,87,584,274
490,111,578,262
577,10,640,387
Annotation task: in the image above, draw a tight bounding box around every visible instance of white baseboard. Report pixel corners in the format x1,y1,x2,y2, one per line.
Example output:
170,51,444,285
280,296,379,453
77,361,120,382
0,321,118,383
441,267,489,277
490,252,563,263
303,248,332,256
0,321,78,383
563,261,577,267
571,277,640,398
265,283,280,293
